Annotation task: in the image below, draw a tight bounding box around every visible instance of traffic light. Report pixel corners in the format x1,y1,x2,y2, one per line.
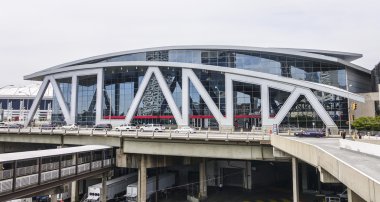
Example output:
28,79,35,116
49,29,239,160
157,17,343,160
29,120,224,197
351,102,358,110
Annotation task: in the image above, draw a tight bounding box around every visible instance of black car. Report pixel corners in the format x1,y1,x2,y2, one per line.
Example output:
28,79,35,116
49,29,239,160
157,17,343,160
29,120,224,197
93,124,112,131
294,130,325,138
39,124,56,130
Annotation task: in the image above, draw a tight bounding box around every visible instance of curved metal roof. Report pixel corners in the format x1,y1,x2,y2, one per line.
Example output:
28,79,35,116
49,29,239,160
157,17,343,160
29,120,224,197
25,45,370,79
0,83,53,99
24,61,365,102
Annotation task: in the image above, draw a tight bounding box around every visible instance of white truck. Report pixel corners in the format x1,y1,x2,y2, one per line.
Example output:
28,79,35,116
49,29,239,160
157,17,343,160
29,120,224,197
126,173,175,202
85,173,137,201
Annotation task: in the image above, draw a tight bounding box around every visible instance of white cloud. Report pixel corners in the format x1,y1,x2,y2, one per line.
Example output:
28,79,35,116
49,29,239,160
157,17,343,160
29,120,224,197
0,0,379,86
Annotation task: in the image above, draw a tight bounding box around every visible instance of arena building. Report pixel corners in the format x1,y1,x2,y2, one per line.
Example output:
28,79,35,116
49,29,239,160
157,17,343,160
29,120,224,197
0,83,52,124
23,46,370,131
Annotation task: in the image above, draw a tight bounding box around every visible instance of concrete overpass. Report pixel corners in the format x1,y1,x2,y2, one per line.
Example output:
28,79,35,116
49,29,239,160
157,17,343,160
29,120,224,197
0,128,274,160
1,128,380,202
271,135,380,202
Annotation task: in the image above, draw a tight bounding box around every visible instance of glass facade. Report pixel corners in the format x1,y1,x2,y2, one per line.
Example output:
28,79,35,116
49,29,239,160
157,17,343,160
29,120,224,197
74,49,348,90
280,90,348,129
102,66,226,126
76,75,97,126
48,48,370,129
233,82,261,129
52,78,72,125
189,69,225,129
269,88,291,117
103,66,147,122
50,65,351,129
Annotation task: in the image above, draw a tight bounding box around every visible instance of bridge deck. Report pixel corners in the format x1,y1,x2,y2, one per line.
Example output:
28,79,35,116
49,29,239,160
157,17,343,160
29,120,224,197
288,137,380,183
272,135,380,202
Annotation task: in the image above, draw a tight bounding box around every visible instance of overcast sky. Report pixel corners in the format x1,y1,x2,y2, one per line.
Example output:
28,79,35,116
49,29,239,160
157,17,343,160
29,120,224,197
0,0,379,87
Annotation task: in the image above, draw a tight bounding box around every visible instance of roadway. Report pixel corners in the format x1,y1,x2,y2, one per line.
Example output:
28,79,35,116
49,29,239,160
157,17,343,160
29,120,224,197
287,136,380,183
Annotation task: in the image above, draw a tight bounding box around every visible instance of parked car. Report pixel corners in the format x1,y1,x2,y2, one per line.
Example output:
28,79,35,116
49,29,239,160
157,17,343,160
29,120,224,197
115,124,138,131
7,123,24,129
139,124,165,132
93,124,112,131
0,122,7,128
39,124,56,130
62,124,78,131
174,126,196,133
294,130,325,138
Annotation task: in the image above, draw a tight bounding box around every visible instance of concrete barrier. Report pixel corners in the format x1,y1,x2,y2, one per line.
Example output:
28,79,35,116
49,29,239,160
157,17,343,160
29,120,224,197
340,139,380,157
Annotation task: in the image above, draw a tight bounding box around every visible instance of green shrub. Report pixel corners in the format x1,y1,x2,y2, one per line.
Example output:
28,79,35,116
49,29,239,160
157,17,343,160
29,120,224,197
352,116,380,131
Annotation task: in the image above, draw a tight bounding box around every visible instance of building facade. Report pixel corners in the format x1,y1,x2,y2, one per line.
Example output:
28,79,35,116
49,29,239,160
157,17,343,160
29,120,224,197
0,84,52,124
371,62,380,92
24,46,370,131
355,62,380,118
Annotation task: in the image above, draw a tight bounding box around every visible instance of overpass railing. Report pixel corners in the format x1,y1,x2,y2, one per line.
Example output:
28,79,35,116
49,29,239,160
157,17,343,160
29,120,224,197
0,127,273,142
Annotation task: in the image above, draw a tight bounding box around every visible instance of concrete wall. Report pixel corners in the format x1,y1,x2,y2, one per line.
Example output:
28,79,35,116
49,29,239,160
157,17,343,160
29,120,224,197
123,139,274,160
271,135,380,202
340,139,380,157
355,92,379,117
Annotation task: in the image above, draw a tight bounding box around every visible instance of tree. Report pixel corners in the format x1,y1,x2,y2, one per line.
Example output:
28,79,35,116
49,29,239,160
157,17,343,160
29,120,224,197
352,116,380,131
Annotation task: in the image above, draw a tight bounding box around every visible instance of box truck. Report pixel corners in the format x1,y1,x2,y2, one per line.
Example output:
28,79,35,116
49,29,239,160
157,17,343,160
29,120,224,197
85,172,137,201
126,173,175,202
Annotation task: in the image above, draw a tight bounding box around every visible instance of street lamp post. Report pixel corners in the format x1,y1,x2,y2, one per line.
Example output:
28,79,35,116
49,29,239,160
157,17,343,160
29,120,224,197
214,86,223,110
347,84,353,135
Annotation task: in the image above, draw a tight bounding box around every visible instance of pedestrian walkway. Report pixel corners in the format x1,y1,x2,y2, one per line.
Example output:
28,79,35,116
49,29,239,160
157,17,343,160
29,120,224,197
0,145,114,201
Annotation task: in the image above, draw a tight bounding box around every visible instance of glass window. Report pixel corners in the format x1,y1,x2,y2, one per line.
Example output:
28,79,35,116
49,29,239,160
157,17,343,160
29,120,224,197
76,75,97,126
233,81,261,130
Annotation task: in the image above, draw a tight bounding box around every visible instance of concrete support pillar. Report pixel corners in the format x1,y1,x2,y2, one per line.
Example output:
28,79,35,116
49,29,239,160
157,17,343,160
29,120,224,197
301,163,308,192
292,157,299,202
70,180,79,202
260,84,270,127
138,155,147,202
51,194,58,202
70,75,78,123
199,158,207,199
225,74,234,130
347,188,366,202
95,69,104,124
182,70,189,126
100,172,107,202
243,161,252,190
